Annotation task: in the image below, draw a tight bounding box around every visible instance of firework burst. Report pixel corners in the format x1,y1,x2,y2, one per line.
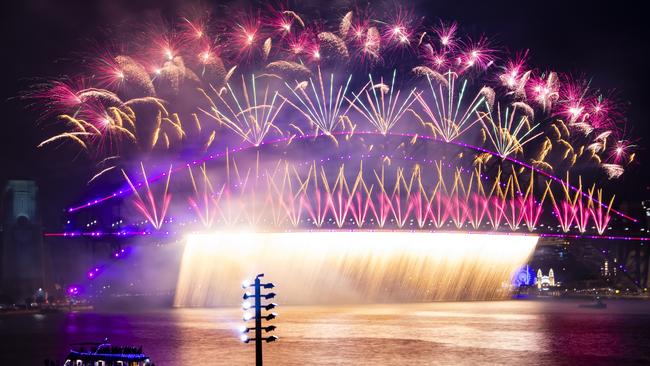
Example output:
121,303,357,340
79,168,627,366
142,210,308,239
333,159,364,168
284,67,353,135
477,103,542,158
348,70,419,135
199,74,286,146
27,3,639,235
414,71,491,142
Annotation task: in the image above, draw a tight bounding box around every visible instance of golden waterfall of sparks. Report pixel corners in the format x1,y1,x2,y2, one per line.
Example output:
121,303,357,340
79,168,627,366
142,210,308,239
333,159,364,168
174,231,538,306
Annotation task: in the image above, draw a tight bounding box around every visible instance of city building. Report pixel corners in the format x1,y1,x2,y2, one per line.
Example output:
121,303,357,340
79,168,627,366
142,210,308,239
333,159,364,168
536,268,558,290
1,180,44,302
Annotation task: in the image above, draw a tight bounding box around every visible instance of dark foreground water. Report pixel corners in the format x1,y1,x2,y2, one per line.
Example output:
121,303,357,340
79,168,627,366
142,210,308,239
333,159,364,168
1,300,650,365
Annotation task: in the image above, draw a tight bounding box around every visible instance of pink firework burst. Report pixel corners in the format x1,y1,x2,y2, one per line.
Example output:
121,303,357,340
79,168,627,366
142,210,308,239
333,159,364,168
432,20,458,49
498,51,530,98
381,8,418,48
456,36,495,72
528,71,560,112
228,12,263,62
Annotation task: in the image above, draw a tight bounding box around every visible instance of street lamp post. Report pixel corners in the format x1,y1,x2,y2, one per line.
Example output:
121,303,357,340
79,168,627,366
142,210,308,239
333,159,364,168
240,273,278,366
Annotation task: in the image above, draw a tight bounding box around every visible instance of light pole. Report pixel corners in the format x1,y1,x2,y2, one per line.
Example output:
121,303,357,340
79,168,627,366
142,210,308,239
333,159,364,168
240,273,278,366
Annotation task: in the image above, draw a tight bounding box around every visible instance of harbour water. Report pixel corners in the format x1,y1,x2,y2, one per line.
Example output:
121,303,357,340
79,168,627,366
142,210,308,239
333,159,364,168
1,300,649,365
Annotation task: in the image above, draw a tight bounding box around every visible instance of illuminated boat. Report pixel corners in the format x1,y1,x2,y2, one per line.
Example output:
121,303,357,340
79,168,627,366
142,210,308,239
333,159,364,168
63,341,154,366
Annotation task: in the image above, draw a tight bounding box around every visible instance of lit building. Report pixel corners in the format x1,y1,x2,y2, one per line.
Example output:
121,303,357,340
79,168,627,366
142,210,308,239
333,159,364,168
535,268,557,290
600,258,617,278
601,260,610,277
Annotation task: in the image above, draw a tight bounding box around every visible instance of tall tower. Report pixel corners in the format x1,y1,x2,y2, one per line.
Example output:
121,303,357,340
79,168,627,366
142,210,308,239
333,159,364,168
1,180,43,302
549,268,555,286
536,269,542,289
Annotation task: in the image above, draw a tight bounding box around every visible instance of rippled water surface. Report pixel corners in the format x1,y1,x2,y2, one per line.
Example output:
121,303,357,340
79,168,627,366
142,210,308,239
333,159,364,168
2,300,650,365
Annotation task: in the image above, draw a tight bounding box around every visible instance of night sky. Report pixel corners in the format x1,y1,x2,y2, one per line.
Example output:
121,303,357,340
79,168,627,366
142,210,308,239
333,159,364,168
2,0,649,227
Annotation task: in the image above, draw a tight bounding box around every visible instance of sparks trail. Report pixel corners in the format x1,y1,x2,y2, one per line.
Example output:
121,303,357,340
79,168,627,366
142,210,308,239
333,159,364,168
25,3,638,235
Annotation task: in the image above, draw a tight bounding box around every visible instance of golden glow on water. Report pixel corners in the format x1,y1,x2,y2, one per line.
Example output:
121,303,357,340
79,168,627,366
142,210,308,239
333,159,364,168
7,301,650,365
174,231,537,306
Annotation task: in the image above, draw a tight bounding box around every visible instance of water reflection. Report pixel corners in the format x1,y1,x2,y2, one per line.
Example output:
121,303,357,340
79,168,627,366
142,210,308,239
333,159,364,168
1,300,649,365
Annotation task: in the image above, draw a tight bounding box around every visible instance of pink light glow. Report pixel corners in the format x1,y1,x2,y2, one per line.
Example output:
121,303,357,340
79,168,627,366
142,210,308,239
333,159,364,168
43,230,650,242
66,131,637,224
166,160,618,235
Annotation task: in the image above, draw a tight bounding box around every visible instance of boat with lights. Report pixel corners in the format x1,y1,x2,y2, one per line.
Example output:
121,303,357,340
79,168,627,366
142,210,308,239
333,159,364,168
63,341,154,366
